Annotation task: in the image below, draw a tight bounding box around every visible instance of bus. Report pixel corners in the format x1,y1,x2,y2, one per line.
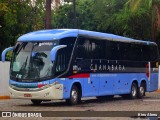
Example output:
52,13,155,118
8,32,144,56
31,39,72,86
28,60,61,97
1,29,159,105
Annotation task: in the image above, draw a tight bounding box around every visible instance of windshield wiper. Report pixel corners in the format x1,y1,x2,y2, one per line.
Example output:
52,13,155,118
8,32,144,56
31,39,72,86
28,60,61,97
18,56,29,79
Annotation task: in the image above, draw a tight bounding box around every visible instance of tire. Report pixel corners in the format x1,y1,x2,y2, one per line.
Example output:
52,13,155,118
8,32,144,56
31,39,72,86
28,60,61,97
130,82,138,99
138,83,145,99
66,85,81,105
31,100,42,105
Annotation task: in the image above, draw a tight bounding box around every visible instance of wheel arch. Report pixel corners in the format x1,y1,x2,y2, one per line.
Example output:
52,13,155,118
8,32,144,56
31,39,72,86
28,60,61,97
140,79,147,92
132,80,138,87
71,81,82,98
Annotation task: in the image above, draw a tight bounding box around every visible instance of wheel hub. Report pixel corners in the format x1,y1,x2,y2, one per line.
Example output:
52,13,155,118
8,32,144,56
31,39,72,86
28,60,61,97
132,86,136,97
140,86,144,94
72,89,78,102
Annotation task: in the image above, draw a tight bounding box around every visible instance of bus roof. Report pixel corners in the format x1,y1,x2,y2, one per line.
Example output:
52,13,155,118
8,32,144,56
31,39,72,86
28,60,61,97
17,29,155,45
17,29,78,42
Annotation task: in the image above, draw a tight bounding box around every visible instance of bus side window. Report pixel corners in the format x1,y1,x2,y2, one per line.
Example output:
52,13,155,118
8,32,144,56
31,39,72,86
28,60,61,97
141,45,150,61
105,41,112,60
76,37,101,60
57,37,76,75
150,45,159,61
89,39,102,59
55,49,66,75
59,37,76,62
76,38,90,59
118,42,128,60
131,44,143,61
110,41,120,60
129,44,141,61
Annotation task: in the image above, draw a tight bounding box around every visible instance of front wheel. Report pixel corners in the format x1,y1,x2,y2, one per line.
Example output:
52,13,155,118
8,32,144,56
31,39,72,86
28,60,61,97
31,100,42,105
66,85,81,105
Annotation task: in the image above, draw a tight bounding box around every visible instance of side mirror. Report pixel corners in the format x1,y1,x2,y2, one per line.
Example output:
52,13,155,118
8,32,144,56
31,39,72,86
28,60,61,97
50,45,67,62
1,47,13,62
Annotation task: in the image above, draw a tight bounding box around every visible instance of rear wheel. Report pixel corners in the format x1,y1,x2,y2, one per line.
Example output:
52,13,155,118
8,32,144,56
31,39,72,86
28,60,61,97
66,85,81,105
130,82,138,99
138,82,145,99
31,100,42,105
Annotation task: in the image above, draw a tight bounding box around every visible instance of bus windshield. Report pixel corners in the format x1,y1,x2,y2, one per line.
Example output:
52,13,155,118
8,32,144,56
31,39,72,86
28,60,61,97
10,41,58,81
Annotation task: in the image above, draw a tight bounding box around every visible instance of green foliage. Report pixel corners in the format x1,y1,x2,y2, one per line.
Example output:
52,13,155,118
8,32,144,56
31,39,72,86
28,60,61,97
1,0,158,61
52,0,152,40
52,0,97,30
6,51,12,61
0,0,45,61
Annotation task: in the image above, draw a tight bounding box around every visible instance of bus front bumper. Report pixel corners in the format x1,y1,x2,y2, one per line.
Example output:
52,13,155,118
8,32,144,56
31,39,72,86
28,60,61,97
9,84,63,100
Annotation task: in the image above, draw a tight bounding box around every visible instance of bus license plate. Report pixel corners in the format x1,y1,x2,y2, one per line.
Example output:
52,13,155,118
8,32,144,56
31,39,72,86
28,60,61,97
24,94,32,97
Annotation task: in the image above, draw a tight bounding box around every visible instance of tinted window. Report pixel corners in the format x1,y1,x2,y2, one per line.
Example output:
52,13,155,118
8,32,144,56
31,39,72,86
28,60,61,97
76,36,105,59
55,48,67,75
127,44,142,61
150,45,159,61
76,38,90,59
76,37,121,60
76,36,159,61
55,37,76,76
118,42,129,60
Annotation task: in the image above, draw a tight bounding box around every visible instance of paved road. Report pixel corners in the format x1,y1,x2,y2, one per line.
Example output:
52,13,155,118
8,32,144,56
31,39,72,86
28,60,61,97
0,92,160,119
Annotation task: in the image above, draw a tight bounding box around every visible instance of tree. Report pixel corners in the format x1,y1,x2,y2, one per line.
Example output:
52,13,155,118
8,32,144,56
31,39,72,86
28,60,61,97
52,0,152,41
0,0,45,60
45,0,51,29
126,0,160,42
52,0,97,30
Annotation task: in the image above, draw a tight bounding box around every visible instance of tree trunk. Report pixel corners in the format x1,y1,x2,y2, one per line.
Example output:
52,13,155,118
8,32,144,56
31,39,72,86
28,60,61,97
152,3,160,42
45,0,51,29
55,0,60,12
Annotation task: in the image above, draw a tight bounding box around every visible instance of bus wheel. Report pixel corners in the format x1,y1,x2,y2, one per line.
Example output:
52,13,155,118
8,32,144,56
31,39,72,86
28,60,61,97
66,85,81,105
130,83,138,99
31,100,42,105
138,83,145,99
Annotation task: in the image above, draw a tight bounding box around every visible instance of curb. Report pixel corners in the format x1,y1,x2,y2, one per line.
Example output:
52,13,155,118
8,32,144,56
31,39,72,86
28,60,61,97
0,96,10,100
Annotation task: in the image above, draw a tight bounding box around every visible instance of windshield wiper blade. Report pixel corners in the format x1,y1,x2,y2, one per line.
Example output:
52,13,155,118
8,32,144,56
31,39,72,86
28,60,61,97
20,56,28,71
